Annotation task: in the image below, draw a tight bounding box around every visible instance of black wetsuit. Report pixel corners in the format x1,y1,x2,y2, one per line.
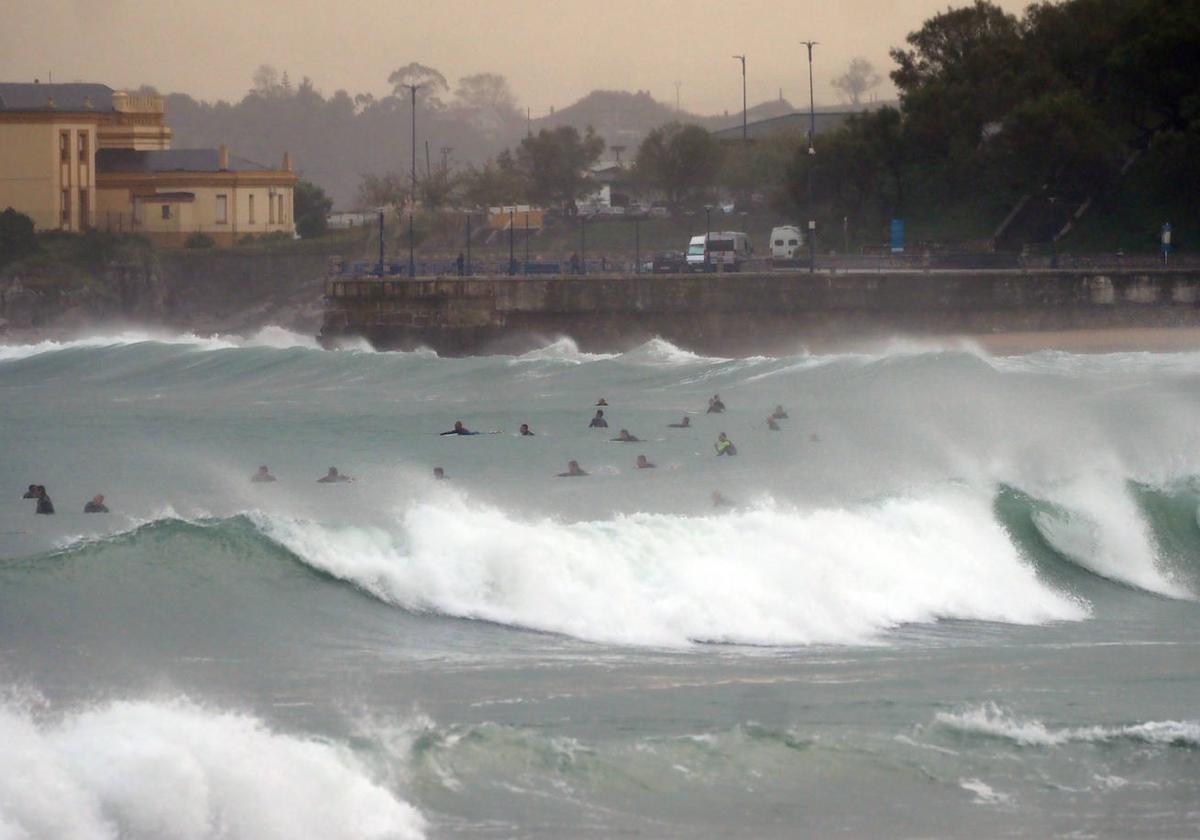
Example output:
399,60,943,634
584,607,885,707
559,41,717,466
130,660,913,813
440,428,480,436
84,502,109,513
589,417,608,428
36,495,55,514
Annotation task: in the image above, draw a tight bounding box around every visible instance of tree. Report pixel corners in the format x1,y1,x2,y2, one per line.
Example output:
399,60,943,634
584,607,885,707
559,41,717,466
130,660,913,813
634,123,724,211
293,180,332,238
252,65,281,97
356,172,410,210
454,73,518,114
0,207,38,269
458,153,529,208
515,126,605,211
418,168,456,211
832,58,883,106
387,63,450,111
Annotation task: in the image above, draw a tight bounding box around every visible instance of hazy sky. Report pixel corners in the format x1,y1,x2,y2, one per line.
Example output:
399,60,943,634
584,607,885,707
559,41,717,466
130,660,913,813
4,0,1029,114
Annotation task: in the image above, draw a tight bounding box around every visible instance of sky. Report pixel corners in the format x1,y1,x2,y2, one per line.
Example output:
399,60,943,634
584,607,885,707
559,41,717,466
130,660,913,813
3,0,1030,114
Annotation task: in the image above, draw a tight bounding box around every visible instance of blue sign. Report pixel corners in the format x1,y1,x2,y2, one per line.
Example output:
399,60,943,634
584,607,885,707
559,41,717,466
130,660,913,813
890,219,905,254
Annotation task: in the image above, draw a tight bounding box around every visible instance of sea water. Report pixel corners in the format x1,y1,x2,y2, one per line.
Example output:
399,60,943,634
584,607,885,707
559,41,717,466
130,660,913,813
0,330,1197,838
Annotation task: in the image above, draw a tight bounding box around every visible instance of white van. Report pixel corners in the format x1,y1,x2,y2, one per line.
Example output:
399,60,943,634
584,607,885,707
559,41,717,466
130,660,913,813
770,225,804,261
686,231,753,272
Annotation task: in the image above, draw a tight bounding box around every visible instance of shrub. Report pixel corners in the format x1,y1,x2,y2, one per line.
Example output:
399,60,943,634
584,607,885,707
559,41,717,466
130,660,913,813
185,232,216,249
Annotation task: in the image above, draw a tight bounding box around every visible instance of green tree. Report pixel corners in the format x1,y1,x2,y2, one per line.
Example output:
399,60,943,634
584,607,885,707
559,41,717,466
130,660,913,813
634,123,724,212
515,126,605,211
458,152,529,208
294,180,332,238
832,58,883,107
0,207,39,269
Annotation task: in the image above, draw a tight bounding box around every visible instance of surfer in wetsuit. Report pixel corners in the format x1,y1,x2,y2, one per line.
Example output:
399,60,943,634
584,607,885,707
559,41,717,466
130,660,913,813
707,394,726,414
612,429,639,442
595,398,608,406
317,467,352,483
84,494,109,513
251,465,277,483
589,410,608,429
433,467,447,480
767,416,781,431
34,485,54,514
441,420,480,436
558,460,588,477
23,484,38,499
519,424,534,436
771,405,788,420
668,416,690,428
714,432,737,456
636,454,656,469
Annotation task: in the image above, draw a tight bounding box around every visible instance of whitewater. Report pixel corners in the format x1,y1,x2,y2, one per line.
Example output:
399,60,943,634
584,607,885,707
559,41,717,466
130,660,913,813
2,329,1198,838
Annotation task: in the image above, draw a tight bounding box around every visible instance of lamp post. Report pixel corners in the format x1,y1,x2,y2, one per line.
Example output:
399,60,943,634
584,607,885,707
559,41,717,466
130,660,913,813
508,208,515,275
405,83,420,278
465,214,472,276
524,210,530,273
704,205,712,272
801,40,818,274
580,215,587,275
732,54,747,143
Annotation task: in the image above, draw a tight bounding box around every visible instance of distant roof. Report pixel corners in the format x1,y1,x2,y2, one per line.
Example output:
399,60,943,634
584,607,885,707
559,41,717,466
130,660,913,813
710,110,862,141
0,82,114,111
96,148,272,174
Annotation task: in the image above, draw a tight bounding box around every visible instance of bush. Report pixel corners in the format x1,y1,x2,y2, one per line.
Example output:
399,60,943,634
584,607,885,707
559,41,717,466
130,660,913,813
294,180,332,239
185,232,216,249
0,207,39,269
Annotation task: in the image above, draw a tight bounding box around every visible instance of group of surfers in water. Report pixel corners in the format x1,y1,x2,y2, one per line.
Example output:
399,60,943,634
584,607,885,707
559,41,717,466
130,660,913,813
21,484,106,515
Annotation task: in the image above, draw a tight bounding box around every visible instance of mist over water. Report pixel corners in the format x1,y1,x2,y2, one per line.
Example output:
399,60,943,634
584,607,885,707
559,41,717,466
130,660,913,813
2,329,1199,837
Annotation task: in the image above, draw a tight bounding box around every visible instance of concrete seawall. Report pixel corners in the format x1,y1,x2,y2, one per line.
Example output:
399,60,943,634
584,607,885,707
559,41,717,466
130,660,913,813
319,270,1200,355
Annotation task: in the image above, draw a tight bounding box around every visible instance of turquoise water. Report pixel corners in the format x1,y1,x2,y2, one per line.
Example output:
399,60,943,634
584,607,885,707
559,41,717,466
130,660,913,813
1,329,1198,838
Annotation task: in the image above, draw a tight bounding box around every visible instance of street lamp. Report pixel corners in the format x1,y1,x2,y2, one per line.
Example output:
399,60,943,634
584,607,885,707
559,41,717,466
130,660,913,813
508,208,515,275
732,54,747,143
405,83,420,278
801,40,818,274
704,205,712,271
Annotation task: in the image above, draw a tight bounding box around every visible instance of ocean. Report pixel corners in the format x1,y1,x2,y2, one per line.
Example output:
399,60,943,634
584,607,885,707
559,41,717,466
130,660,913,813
0,328,1197,838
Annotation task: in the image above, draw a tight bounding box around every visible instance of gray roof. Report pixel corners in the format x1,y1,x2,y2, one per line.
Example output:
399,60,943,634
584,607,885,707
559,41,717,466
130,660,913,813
0,83,114,112
96,148,272,174
710,110,860,141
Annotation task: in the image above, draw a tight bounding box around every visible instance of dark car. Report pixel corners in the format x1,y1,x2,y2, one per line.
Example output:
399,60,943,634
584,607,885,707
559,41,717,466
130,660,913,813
652,251,687,273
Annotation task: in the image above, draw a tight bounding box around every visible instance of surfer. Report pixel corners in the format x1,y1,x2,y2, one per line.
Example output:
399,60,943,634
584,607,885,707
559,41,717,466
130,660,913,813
22,484,38,499
251,465,277,483
714,432,738,456
441,420,480,436
668,416,690,428
595,398,608,406
84,494,109,513
317,467,352,483
558,460,588,477
767,416,781,431
636,454,656,469
519,423,534,436
707,394,726,414
433,467,447,480
613,429,640,442
771,405,789,420
589,410,609,429
33,485,54,514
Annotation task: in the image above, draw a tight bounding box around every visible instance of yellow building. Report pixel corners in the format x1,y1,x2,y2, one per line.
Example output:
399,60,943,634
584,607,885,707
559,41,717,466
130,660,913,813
0,81,297,246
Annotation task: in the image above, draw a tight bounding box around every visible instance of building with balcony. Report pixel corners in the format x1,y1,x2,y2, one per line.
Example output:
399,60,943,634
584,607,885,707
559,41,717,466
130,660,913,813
0,81,296,245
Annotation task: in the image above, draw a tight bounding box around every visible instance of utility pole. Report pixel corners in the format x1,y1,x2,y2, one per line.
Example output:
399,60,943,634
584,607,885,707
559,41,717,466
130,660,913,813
440,146,453,172
425,140,432,179
674,81,681,114
800,41,818,274
405,83,420,278
732,54,747,143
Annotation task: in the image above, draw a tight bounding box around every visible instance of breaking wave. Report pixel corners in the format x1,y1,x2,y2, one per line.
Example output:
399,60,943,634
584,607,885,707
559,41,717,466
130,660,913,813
0,696,425,840
934,703,1200,749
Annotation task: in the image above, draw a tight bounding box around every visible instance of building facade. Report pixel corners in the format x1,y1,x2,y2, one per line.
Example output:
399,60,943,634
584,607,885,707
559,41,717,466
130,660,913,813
0,82,296,245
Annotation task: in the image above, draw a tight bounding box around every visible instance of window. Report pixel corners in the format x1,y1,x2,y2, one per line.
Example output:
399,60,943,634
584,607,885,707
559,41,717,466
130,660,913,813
61,189,70,225
774,239,783,246
78,132,88,158
215,194,228,224
269,193,276,224
60,132,69,163
279,195,286,223
161,204,172,220
248,194,255,224
79,189,88,229
788,239,798,246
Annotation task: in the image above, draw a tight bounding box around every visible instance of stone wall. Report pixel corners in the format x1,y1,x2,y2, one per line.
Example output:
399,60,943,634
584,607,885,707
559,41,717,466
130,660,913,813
320,270,1200,355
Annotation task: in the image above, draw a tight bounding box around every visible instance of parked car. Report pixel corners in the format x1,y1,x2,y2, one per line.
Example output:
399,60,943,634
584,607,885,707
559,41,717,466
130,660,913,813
770,225,805,261
685,232,753,272
651,251,687,273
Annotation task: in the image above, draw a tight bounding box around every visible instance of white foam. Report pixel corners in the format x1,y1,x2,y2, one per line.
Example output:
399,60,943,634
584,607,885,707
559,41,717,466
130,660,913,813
936,703,1200,748
251,489,1085,647
0,330,239,362
240,325,320,350
0,697,425,840
510,336,617,364
620,337,728,366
